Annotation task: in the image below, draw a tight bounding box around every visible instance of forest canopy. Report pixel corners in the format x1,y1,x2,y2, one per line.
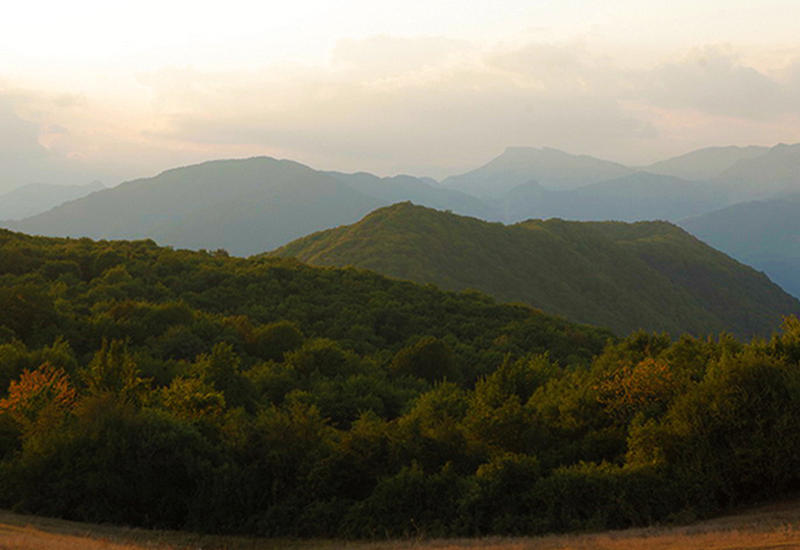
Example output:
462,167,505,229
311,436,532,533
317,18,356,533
2,228,800,538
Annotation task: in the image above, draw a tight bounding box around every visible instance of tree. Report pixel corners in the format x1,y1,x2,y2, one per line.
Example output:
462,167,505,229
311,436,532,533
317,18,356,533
391,336,457,382
192,342,255,409
0,362,76,434
596,357,679,423
248,320,304,361
82,339,147,403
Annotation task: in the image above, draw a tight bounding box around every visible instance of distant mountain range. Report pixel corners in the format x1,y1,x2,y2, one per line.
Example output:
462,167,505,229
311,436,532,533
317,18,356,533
494,172,725,223
3,142,800,299
0,181,105,220
272,202,800,337
442,146,633,196
712,143,800,201
642,145,769,181
4,158,384,256
680,194,800,298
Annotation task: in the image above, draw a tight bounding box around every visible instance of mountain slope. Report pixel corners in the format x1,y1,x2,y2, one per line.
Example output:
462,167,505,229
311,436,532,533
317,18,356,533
643,145,768,181
497,171,725,223
273,202,800,336
0,181,105,220
4,157,383,256
715,143,800,200
442,146,632,197
680,194,800,297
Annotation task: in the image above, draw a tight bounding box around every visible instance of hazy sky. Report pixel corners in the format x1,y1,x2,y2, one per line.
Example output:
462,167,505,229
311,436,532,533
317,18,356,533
2,0,800,190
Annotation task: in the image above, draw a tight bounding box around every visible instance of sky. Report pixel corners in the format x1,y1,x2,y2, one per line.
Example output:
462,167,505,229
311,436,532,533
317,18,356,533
2,0,800,191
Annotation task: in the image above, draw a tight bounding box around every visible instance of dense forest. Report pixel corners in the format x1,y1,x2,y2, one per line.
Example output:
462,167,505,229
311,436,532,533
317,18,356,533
2,227,800,538
274,203,800,337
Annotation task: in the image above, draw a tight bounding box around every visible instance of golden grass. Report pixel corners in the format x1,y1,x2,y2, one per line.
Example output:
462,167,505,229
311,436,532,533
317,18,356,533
3,500,800,550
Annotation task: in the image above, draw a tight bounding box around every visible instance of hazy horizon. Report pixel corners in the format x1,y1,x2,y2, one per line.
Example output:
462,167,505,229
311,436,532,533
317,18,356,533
3,0,800,192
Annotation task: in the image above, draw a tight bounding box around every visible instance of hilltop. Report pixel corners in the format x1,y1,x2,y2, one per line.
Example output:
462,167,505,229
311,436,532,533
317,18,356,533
273,202,800,336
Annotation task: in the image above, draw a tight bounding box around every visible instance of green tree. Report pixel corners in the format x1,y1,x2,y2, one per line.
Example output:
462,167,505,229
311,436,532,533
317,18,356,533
391,336,457,382
82,340,147,403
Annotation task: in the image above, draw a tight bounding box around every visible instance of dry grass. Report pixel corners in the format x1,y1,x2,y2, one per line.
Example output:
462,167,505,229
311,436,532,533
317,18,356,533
3,500,800,550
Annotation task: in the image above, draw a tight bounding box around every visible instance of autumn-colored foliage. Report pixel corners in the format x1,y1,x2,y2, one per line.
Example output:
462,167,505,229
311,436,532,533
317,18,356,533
596,357,679,421
0,362,75,428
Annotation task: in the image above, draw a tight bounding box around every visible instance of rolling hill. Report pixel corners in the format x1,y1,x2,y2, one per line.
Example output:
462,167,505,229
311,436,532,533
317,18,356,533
273,202,800,336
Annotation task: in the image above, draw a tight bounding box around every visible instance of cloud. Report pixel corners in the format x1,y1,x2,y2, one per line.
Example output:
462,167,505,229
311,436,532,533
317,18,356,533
0,94,54,156
487,40,612,88
139,37,664,175
0,94,65,191
4,37,800,182
0,88,175,191
639,47,797,119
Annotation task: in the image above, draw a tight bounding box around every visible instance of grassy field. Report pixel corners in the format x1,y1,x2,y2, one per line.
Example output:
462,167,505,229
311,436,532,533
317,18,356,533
3,501,800,550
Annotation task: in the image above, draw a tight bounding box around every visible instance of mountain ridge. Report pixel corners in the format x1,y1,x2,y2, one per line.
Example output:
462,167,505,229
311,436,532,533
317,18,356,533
4,156,384,256
272,202,800,337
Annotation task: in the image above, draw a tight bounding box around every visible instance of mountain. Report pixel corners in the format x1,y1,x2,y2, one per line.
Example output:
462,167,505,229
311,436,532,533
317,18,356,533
324,171,493,219
497,172,725,223
643,145,768,181
442,147,632,197
6,144,797,261
4,157,384,256
680,194,800,297
714,143,800,200
273,202,800,337
0,181,105,220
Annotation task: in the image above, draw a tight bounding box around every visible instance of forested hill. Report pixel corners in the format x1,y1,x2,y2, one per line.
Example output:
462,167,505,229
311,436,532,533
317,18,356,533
273,202,800,337
0,227,609,388
6,226,800,539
